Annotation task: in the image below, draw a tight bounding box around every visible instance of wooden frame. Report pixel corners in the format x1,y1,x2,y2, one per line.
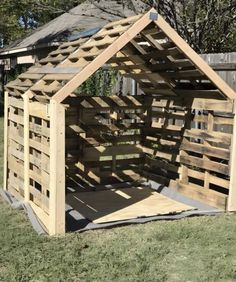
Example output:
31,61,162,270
23,94,30,202
49,100,65,235
3,9,236,235
228,100,236,211
52,10,153,103
153,15,236,100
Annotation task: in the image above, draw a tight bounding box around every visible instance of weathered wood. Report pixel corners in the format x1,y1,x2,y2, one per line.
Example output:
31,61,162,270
201,53,236,90
152,98,234,112
8,155,24,176
183,128,231,146
180,155,229,175
228,101,236,211
30,200,49,230
23,94,30,201
154,14,236,99
180,140,230,160
29,102,49,120
177,183,227,210
52,10,153,103
187,168,229,190
8,96,24,109
49,100,65,235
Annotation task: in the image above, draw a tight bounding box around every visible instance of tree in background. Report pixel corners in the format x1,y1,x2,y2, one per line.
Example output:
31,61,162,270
95,0,236,53
153,0,236,53
0,0,235,53
0,0,79,46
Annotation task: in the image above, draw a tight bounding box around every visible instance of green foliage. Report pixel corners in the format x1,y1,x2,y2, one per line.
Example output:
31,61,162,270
174,0,236,53
143,0,236,53
76,68,118,96
0,0,235,53
0,0,80,45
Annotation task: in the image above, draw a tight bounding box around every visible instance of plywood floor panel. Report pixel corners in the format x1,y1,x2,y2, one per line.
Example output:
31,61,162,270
66,187,195,224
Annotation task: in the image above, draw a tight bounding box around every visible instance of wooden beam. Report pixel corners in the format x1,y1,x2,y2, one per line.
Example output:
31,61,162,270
23,94,30,201
228,101,236,211
178,183,227,210
3,91,9,191
49,100,65,235
52,10,154,103
154,14,236,100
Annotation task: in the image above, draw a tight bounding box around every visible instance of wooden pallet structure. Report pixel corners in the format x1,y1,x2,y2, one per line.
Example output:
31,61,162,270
4,8,236,235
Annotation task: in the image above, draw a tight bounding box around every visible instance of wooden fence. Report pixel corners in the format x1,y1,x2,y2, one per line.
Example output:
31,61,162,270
122,53,236,94
201,53,236,91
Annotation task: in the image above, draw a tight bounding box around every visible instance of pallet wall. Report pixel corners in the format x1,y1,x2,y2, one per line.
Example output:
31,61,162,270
5,96,51,232
143,96,234,209
65,95,152,189
4,94,235,235
7,96,25,200
28,101,50,224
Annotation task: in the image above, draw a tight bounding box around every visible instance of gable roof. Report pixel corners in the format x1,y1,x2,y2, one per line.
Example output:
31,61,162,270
1,0,146,53
6,8,236,102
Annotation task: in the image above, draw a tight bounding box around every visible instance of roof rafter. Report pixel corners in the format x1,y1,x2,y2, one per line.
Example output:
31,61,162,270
52,9,155,103
153,14,236,100
6,8,236,102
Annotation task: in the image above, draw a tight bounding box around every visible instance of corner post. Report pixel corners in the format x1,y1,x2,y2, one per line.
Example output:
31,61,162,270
228,100,236,211
23,94,30,201
49,100,65,235
3,91,9,191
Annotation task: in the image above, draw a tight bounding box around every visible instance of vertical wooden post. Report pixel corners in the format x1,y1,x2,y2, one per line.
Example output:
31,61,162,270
49,100,65,235
3,91,9,191
179,153,189,184
204,112,214,189
228,101,236,211
23,94,30,201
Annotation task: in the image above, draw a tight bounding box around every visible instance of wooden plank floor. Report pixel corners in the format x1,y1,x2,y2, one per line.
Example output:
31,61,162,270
66,187,195,224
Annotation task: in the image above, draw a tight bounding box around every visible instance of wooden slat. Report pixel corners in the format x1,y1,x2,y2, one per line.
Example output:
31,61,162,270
23,94,30,201
29,139,50,155
29,102,49,120
8,130,24,146
8,96,24,109
52,10,153,103
29,185,49,213
30,66,81,74
152,98,233,112
154,14,236,99
104,14,142,29
228,101,236,211
180,140,230,160
177,183,227,209
82,145,142,162
30,200,49,231
187,168,229,190
184,128,231,146
8,155,24,176
180,155,229,175
29,123,50,138
18,73,44,80
8,112,24,125
29,169,49,188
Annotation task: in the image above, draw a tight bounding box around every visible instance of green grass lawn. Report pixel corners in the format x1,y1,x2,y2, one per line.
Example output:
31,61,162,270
1,117,236,282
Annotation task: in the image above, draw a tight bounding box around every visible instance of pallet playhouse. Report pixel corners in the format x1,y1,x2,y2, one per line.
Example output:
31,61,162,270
3,9,236,235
